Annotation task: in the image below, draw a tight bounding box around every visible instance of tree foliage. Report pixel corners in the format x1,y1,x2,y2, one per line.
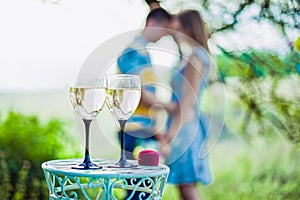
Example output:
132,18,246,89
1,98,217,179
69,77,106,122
168,0,300,144
201,0,299,34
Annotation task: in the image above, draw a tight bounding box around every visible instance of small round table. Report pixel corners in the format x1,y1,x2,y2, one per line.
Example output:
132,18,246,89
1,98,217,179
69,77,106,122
42,159,169,200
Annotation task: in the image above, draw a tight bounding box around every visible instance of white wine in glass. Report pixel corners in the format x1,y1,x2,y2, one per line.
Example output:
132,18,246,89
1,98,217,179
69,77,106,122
106,88,141,120
106,74,141,168
70,87,106,120
69,75,106,169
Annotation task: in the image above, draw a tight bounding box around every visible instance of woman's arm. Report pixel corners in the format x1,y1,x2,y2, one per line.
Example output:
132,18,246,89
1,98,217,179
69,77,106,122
140,90,177,114
160,55,205,155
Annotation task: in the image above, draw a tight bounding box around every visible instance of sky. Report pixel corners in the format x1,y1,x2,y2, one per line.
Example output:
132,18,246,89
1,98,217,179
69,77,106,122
0,0,298,92
0,0,148,92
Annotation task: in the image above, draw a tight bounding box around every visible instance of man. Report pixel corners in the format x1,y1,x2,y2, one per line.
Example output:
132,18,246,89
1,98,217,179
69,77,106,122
117,8,173,160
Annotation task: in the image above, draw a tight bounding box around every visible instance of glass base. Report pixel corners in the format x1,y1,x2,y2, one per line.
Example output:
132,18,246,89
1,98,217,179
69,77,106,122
71,162,102,170
108,160,137,168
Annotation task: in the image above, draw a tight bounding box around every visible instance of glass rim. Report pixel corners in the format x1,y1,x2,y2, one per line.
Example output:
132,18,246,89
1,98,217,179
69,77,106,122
69,85,106,88
107,74,140,79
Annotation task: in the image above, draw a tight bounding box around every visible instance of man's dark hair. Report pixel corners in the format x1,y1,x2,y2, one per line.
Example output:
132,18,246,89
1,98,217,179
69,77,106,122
146,8,172,23
145,0,160,5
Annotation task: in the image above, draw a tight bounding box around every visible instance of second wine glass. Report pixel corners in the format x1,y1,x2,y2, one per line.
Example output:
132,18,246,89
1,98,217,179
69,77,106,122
106,74,141,168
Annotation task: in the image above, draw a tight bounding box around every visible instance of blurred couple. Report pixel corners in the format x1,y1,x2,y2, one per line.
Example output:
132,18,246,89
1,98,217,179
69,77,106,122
117,0,214,199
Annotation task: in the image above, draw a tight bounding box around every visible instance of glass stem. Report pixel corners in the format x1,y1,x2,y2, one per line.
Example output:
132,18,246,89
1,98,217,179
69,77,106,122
119,119,127,166
83,119,92,165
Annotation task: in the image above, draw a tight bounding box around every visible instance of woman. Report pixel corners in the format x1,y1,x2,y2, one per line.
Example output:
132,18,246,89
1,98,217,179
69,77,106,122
159,10,214,200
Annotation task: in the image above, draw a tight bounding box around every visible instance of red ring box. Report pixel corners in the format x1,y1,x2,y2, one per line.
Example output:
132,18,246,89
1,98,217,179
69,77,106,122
138,150,159,166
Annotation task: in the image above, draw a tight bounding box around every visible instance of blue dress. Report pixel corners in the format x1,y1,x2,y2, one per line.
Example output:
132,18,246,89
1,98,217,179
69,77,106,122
166,46,213,185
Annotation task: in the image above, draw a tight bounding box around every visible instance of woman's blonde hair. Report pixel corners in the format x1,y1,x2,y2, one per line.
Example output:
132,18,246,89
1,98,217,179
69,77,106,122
178,10,219,82
177,10,209,52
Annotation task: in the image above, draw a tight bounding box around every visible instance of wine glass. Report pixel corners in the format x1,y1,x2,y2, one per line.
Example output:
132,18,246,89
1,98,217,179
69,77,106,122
69,74,106,169
106,74,141,168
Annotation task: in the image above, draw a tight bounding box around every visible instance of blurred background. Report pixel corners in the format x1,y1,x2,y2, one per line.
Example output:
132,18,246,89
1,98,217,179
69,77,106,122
0,0,299,199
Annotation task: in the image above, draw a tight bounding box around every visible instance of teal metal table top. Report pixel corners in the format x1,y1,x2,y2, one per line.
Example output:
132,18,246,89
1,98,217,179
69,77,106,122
42,159,169,200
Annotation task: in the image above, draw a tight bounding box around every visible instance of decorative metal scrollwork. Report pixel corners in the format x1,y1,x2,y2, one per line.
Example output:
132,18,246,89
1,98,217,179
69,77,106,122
42,159,169,200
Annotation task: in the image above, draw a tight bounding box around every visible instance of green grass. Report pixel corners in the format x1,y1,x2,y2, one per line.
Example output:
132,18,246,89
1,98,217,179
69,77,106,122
1,88,300,199
162,138,300,200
